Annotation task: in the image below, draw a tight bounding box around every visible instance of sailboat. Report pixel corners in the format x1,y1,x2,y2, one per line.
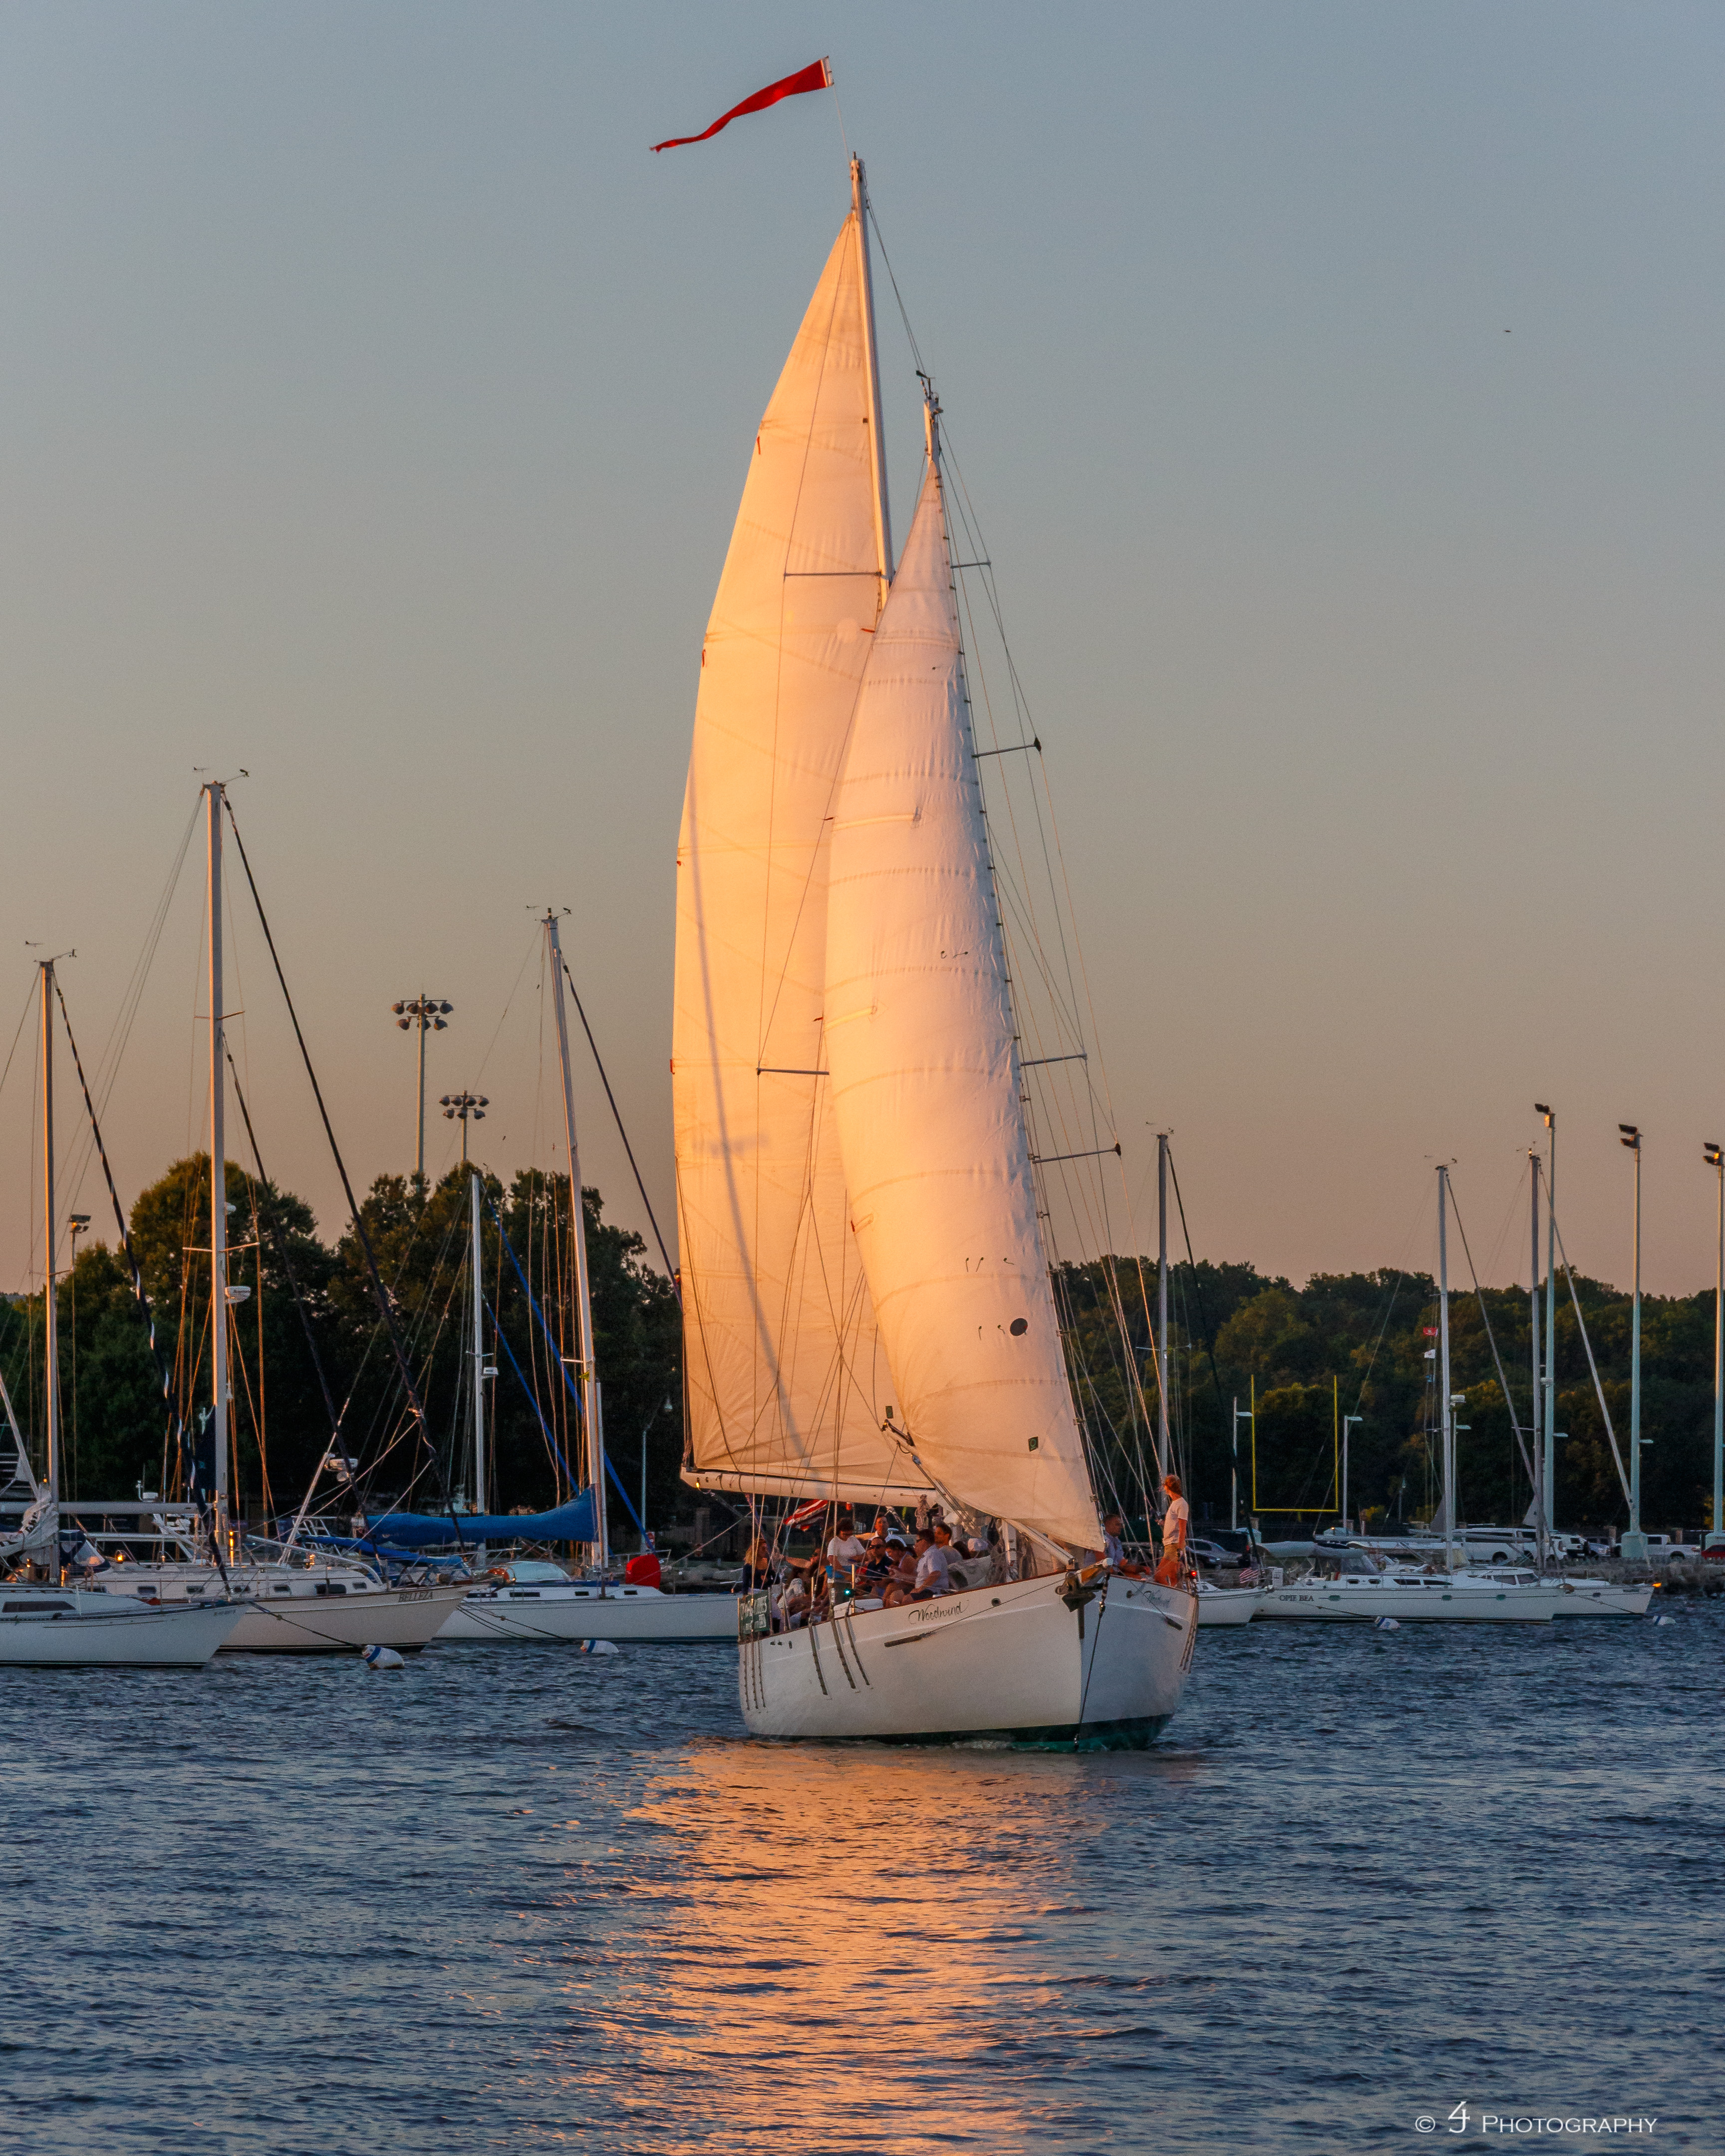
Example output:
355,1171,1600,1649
673,163,1196,1744
46,785,468,1653
1259,1166,1566,1624
434,910,738,1645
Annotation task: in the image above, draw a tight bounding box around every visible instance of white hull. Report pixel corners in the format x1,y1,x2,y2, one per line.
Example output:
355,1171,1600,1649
0,1597,243,1666
1196,1584,1266,1626
1553,1578,1656,1618
440,1584,738,1644
1259,1575,1558,1623
89,1572,468,1651
740,1571,1196,1746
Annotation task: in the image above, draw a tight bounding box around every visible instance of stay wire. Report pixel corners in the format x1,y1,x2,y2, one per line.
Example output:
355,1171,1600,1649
220,797,465,1548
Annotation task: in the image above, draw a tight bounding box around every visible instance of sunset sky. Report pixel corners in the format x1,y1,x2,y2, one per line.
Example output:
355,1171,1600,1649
3,2,1723,1300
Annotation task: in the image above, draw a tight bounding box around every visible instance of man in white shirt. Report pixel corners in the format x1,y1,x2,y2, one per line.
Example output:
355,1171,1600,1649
911,1528,953,1599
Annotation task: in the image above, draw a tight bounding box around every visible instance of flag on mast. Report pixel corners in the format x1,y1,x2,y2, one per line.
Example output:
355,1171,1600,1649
651,59,832,153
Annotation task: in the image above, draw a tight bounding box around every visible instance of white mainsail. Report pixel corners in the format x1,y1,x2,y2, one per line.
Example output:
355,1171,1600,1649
823,469,1104,1552
674,198,928,1505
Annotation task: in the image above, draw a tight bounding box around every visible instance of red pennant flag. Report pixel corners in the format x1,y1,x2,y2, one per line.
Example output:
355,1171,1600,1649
651,59,832,153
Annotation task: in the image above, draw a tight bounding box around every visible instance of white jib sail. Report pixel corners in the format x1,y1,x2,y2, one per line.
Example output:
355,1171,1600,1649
674,209,927,1505
824,470,1104,1552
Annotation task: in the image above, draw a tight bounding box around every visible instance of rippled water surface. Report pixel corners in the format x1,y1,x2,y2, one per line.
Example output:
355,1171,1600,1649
4,1605,1719,2153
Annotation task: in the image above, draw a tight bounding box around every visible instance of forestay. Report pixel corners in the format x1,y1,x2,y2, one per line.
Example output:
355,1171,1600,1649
823,472,1104,1552
673,206,928,1506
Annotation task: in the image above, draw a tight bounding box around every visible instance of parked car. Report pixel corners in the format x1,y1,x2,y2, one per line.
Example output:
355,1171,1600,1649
1184,1536,1235,1571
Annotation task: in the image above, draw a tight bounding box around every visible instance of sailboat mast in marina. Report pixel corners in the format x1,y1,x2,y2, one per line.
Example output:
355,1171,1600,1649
545,907,607,1569
672,158,1196,1743
204,780,234,1564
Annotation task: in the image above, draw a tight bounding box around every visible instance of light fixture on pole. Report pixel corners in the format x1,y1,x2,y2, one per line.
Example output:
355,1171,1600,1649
441,1090,489,1167
1706,1143,1725,1552
1618,1125,1648,1561
392,995,452,1185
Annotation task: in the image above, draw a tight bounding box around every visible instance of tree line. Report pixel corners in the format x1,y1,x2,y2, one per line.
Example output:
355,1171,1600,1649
1059,1257,1719,1534
0,1155,683,1536
12,1172,1717,1538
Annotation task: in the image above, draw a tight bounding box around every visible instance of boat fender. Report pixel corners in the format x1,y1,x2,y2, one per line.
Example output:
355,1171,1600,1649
1371,1616,1401,1631
1650,1614,1676,1626
580,1638,621,1655
362,1644,405,1669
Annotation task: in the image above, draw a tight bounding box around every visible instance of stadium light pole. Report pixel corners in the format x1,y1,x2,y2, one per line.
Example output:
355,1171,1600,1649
392,995,452,1184
441,1090,489,1167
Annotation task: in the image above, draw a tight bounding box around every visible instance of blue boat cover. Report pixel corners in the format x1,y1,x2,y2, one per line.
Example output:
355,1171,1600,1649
365,1493,597,1547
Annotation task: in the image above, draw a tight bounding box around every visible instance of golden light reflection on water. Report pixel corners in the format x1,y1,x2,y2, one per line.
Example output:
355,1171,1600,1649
565,1740,1207,2155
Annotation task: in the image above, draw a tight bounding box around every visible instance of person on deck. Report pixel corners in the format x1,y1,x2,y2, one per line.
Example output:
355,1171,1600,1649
879,1537,917,1607
826,1514,868,1592
1100,1511,1149,1578
1154,1475,1190,1586
910,1528,954,1601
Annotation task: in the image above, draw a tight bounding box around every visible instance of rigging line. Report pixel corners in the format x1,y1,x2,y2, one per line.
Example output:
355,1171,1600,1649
225,1052,345,1449
62,799,200,1210
479,1209,648,1539
1448,1181,1537,1491
863,196,925,374
220,797,465,1549
1549,1211,1634,1510
559,957,677,1294
51,977,191,1475
0,982,33,1108
1166,1150,1230,1454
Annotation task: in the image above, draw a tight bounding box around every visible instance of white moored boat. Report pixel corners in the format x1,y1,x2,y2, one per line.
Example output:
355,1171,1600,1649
439,1563,737,1643
85,1559,469,1652
671,159,1195,1745
0,1586,244,1666
1551,1576,1656,1618
1196,1582,1266,1626
1258,1566,1560,1623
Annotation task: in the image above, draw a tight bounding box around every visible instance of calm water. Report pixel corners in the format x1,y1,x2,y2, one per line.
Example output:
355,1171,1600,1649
3,1606,1718,2154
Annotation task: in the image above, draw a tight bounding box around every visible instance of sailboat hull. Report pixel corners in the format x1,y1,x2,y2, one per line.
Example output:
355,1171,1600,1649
739,1571,1195,1747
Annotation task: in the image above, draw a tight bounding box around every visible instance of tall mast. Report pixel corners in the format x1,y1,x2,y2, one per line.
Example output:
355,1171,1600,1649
1543,1109,1557,1540
470,1166,487,1568
1156,1132,1170,1484
205,782,232,1560
1712,1144,1724,1551
1621,1125,1646,1561
1529,1151,1545,1569
851,155,894,597
1438,1163,1454,1572
39,960,59,1511
545,911,606,1568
